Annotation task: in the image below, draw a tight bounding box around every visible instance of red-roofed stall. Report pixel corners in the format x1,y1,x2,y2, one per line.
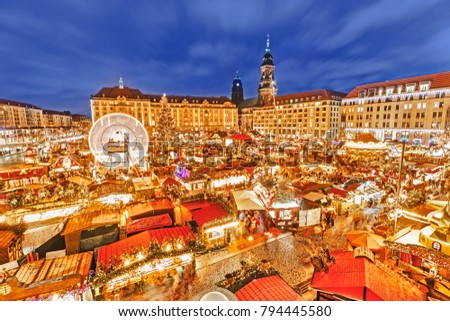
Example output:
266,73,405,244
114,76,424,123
311,250,426,301
235,275,303,301
126,214,173,235
183,200,238,248
97,226,195,269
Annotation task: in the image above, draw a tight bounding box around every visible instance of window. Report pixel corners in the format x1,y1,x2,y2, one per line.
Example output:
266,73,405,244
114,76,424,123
386,87,394,95
406,84,416,93
419,82,430,91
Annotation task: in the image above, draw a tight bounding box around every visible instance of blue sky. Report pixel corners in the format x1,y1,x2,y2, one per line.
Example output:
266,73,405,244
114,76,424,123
1,0,450,115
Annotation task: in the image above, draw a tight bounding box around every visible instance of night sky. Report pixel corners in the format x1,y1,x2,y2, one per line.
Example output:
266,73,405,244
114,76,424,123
1,0,450,115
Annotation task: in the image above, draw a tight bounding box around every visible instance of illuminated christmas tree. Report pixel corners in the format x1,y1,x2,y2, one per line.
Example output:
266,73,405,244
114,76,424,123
155,94,175,163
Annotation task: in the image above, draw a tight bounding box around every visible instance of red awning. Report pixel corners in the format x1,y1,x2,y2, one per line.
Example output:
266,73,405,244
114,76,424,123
326,188,348,198
126,214,173,235
231,134,252,141
183,200,229,228
191,205,228,228
182,200,216,211
162,177,181,187
235,275,303,301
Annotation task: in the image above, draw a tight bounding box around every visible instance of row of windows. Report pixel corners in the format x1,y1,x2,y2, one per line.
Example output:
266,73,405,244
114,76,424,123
347,101,445,113
347,121,442,129
345,92,446,105
357,82,431,98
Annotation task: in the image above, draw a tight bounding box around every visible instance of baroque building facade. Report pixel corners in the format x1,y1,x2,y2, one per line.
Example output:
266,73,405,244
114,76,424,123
253,90,345,139
90,78,238,137
341,71,450,144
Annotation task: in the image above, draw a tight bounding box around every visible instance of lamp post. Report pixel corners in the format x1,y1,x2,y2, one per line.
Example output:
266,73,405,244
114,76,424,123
394,140,406,233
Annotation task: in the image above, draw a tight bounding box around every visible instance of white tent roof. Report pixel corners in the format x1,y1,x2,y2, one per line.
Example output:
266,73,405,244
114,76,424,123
232,190,265,211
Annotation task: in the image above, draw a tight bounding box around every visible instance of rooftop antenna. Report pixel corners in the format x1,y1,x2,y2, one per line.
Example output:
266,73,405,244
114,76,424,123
266,34,270,52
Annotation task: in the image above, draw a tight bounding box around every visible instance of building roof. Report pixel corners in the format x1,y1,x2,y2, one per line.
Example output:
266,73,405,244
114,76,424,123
325,187,348,198
2,252,92,301
275,89,347,104
311,250,426,301
126,199,175,219
126,214,173,235
92,86,232,104
345,70,450,99
0,98,41,110
235,275,303,301
237,97,259,109
0,230,18,249
61,210,118,236
182,200,229,228
354,132,379,143
43,109,71,116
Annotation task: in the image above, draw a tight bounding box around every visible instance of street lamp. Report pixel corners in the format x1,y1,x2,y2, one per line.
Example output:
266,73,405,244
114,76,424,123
393,139,406,233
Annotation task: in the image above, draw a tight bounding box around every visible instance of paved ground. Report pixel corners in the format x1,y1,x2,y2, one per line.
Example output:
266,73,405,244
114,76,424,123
125,215,351,301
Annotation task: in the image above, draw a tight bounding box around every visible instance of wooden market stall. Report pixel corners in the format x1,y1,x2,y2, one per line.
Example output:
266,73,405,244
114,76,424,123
0,252,93,301
94,226,196,299
61,209,119,255
182,200,236,248
0,230,23,265
235,275,303,301
311,250,426,301
126,198,175,221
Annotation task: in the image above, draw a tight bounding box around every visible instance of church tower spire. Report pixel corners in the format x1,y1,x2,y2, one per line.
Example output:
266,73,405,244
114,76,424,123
231,70,244,105
258,34,277,106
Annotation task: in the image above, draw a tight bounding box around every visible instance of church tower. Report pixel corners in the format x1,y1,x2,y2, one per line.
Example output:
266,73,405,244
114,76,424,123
258,34,277,106
231,70,244,105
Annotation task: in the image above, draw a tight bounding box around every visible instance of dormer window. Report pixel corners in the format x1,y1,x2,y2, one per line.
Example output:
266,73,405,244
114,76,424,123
386,87,394,96
419,81,431,91
406,83,416,93
368,89,376,97
397,85,403,94
378,88,383,96
358,90,366,98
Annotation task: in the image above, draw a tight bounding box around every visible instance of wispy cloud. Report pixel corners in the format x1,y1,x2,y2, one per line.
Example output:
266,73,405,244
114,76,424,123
1,0,450,115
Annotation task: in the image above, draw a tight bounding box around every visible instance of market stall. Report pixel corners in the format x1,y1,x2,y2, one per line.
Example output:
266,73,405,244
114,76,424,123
310,250,426,301
0,230,23,265
0,252,93,301
61,209,119,255
94,226,196,299
208,169,249,190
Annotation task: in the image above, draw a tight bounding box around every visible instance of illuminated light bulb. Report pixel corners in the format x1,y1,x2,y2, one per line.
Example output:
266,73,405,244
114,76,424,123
137,252,144,260
248,235,254,242
165,244,172,252
124,260,130,266
176,243,183,250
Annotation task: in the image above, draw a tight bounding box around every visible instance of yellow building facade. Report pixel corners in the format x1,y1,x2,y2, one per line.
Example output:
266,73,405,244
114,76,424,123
252,90,346,139
90,81,238,137
0,99,43,128
342,71,450,144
